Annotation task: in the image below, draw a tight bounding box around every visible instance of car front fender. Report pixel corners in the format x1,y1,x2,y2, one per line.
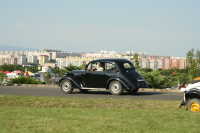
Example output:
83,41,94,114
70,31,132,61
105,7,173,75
59,76,81,89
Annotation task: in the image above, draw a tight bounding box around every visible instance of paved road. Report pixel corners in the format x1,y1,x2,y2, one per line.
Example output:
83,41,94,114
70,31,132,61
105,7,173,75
0,86,183,101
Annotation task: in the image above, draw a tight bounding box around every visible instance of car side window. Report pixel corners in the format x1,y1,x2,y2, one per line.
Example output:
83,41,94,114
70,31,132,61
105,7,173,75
124,63,131,68
86,62,105,71
105,63,116,72
96,62,105,71
123,62,135,70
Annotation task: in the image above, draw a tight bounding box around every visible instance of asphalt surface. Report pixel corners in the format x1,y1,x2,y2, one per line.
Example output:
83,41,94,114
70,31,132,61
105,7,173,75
0,86,183,101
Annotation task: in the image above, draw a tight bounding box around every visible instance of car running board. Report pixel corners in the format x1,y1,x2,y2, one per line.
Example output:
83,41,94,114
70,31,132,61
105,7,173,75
81,88,106,90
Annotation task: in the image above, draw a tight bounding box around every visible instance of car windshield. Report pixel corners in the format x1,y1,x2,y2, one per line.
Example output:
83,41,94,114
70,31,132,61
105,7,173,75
86,63,95,71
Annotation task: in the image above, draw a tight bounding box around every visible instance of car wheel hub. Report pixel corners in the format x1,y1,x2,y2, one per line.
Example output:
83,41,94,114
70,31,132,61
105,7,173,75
63,81,71,91
190,102,200,112
111,83,120,93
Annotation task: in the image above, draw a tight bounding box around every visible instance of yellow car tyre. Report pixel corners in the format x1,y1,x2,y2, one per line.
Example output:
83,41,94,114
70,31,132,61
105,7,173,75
187,98,200,112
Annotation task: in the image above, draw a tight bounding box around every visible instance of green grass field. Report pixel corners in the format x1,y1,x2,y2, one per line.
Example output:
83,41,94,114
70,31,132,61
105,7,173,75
0,95,200,133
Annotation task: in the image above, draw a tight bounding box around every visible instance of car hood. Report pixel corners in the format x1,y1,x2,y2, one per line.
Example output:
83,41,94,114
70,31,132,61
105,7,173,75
70,70,85,75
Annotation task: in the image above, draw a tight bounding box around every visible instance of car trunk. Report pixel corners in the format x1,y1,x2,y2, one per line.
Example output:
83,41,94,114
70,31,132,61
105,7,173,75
124,69,148,88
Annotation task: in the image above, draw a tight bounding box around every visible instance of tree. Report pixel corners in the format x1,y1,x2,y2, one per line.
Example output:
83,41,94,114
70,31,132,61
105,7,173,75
0,64,41,73
186,49,199,80
29,65,40,73
52,67,65,75
64,65,81,72
195,49,200,76
140,70,178,89
0,72,5,82
133,53,140,70
78,63,87,70
176,73,190,85
159,69,174,75
139,68,153,73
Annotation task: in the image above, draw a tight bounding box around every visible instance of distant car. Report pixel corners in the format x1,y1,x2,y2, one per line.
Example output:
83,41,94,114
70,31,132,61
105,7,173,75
179,79,200,112
50,76,61,85
59,58,148,95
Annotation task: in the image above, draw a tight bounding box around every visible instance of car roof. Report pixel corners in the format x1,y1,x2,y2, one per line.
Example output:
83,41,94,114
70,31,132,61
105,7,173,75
90,58,132,63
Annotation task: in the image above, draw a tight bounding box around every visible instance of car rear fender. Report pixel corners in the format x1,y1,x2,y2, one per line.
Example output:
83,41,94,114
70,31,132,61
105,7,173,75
59,76,81,89
106,77,134,90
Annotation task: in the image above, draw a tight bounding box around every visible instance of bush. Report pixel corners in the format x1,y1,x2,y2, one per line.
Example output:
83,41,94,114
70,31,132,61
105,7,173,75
139,70,178,89
0,73,5,82
10,76,43,84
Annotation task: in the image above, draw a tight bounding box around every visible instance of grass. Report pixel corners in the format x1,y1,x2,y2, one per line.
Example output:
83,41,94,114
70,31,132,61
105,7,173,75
0,95,200,133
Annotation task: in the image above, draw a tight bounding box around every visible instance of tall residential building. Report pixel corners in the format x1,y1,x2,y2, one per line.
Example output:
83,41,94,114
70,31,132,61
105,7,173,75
39,55,49,64
10,57,18,65
28,55,38,64
17,54,26,65
56,58,67,69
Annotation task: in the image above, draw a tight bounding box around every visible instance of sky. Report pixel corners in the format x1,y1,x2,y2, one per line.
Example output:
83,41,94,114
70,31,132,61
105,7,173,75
0,0,199,57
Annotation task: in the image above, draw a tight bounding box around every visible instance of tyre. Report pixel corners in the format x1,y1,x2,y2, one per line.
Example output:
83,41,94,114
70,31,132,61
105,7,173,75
109,81,123,95
127,88,139,94
187,98,200,112
79,89,89,93
60,79,73,94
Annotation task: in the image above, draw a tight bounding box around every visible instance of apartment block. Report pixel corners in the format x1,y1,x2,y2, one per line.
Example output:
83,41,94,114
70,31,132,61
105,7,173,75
17,54,26,65
39,55,49,64
28,55,38,64
0,49,187,70
56,58,67,69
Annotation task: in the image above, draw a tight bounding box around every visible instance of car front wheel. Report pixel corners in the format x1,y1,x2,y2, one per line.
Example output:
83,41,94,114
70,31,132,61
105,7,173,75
60,79,73,94
109,81,123,95
187,98,200,112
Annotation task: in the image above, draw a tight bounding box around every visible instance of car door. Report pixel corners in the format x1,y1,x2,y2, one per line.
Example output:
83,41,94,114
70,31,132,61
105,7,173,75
104,62,118,82
81,62,106,88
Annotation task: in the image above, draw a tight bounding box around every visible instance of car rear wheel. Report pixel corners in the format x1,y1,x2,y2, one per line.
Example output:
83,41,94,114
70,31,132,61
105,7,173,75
60,79,73,94
187,98,200,112
109,81,123,95
127,88,139,94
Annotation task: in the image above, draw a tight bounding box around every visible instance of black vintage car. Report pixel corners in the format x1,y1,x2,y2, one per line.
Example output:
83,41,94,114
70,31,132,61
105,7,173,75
59,58,148,95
